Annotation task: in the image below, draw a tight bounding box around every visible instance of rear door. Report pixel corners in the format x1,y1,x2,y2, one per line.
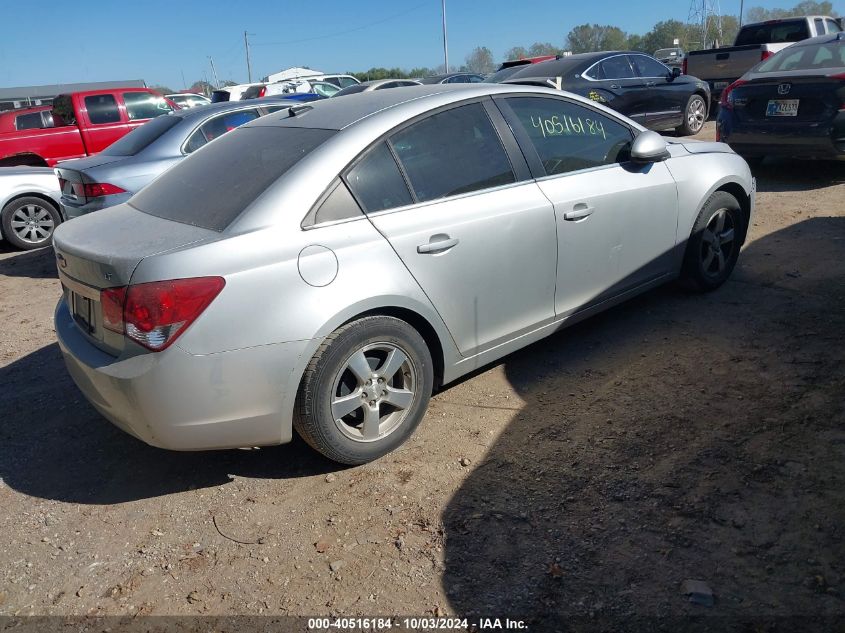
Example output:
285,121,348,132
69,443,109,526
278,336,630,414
78,93,129,154
352,100,558,357
585,55,649,124
496,95,679,315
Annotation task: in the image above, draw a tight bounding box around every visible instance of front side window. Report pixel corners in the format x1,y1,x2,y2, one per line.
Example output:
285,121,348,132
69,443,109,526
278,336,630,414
184,109,260,154
338,77,359,88
346,142,413,212
123,92,173,121
630,55,669,78
504,97,633,176
597,56,636,80
825,19,842,33
389,103,515,202
84,94,120,124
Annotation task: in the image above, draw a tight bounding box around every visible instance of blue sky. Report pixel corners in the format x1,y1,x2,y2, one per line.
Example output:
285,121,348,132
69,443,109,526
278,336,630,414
1,0,814,89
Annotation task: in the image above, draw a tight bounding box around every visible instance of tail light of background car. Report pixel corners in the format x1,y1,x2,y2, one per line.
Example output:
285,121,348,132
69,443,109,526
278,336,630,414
760,50,774,63
719,79,747,110
101,277,225,351
83,182,126,198
258,87,267,97
682,58,688,75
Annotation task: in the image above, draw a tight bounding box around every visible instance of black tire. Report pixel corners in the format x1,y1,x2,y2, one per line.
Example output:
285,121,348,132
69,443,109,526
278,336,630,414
675,93,708,136
294,316,434,465
680,191,745,292
1,196,61,250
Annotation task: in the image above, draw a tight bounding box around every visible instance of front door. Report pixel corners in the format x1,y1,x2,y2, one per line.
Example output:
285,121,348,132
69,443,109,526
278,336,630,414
496,95,679,316
345,102,558,357
588,54,650,124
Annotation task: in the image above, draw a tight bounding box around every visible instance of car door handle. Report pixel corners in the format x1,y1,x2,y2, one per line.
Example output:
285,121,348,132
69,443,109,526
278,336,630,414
417,234,459,254
564,204,594,221
610,84,621,89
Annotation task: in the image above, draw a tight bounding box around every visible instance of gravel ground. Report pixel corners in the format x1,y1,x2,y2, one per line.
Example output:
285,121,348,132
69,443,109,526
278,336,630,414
1,122,843,632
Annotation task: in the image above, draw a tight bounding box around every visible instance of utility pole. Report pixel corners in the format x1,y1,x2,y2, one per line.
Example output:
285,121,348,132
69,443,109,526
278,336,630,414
739,0,744,27
244,31,253,83
208,56,220,88
441,0,449,72
180,68,187,90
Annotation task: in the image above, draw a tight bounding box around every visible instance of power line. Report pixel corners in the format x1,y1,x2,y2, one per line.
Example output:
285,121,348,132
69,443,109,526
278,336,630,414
250,2,428,48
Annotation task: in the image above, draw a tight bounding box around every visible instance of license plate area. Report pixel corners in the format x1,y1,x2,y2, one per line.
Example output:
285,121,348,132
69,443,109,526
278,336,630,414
766,99,799,117
713,81,729,90
72,292,94,334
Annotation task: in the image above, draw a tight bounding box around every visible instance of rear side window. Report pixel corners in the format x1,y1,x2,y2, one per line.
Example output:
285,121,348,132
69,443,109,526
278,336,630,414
346,142,413,212
102,115,181,156
338,77,359,88
504,97,633,175
307,180,363,225
389,103,515,202
826,19,842,33
123,92,173,120
130,126,335,231
183,109,261,154
596,56,636,79
15,112,43,130
85,94,121,124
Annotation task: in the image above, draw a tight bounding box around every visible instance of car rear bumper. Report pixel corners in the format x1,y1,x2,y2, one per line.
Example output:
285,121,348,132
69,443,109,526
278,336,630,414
55,298,308,450
718,113,845,159
60,193,132,220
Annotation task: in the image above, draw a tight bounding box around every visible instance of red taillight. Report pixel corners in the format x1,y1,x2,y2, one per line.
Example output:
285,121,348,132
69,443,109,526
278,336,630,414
258,87,266,97
760,50,774,63
682,58,688,75
83,182,126,198
719,79,747,109
58,177,67,191
99,277,225,351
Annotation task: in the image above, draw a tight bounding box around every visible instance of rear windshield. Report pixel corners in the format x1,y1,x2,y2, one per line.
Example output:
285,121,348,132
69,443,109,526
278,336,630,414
735,19,810,45
335,84,368,97
102,115,181,156
506,58,587,80
129,126,336,231
488,66,524,83
755,39,845,72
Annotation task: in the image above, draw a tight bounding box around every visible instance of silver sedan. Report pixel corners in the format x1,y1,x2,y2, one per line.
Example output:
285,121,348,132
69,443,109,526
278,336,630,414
0,166,61,250
56,97,299,219
52,84,754,464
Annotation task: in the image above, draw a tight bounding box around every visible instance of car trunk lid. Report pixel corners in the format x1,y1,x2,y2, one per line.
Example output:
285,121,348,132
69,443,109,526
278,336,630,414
732,73,843,124
53,204,221,355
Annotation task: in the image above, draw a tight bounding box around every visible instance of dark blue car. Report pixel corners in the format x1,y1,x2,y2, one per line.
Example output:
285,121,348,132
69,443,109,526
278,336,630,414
717,32,845,163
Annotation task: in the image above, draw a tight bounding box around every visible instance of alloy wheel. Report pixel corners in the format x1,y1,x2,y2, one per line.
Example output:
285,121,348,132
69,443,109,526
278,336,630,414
700,207,735,279
330,342,417,443
687,97,706,134
10,203,55,245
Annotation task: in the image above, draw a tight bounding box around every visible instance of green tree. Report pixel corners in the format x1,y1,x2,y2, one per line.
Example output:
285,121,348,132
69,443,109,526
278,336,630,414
465,46,496,74
626,33,647,52
504,46,529,61
746,0,836,22
528,42,563,56
566,24,628,53
641,20,688,53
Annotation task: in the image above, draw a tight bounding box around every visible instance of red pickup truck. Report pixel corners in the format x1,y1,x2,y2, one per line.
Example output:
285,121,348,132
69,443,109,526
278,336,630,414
0,88,176,167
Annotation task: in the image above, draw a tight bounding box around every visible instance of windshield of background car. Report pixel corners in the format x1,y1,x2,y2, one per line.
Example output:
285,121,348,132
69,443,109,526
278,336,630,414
735,19,809,45
129,126,336,231
754,40,845,72
101,115,181,156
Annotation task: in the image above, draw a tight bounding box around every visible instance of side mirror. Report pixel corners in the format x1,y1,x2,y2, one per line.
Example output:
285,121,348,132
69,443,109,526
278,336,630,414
630,131,670,162
671,67,682,79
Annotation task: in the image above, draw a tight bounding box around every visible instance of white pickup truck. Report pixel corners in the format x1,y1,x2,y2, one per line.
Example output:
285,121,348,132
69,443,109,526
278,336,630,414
685,15,842,104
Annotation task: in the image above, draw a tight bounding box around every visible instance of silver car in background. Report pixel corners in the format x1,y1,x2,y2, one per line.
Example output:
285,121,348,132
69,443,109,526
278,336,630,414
56,98,298,218
52,84,754,464
333,79,422,97
0,167,62,250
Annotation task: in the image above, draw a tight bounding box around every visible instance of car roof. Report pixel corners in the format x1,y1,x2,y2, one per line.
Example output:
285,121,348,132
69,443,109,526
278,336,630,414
504,51,628,80
248,83,613,132
168,96,298,122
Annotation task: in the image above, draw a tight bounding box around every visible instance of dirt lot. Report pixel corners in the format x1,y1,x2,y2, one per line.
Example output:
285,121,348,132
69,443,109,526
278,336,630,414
1,122,844,631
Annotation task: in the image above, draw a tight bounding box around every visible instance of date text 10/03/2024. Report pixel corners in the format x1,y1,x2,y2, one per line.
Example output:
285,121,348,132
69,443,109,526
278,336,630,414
307,617,528,630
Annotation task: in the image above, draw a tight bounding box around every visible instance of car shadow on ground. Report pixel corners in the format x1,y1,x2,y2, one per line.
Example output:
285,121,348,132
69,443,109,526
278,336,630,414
753,160,844,193
442,218,845,630
0,343,340,505
0,244,57,279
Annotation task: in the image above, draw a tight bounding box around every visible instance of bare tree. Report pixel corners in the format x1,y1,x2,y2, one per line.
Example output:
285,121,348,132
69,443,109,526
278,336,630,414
465,46,496,74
